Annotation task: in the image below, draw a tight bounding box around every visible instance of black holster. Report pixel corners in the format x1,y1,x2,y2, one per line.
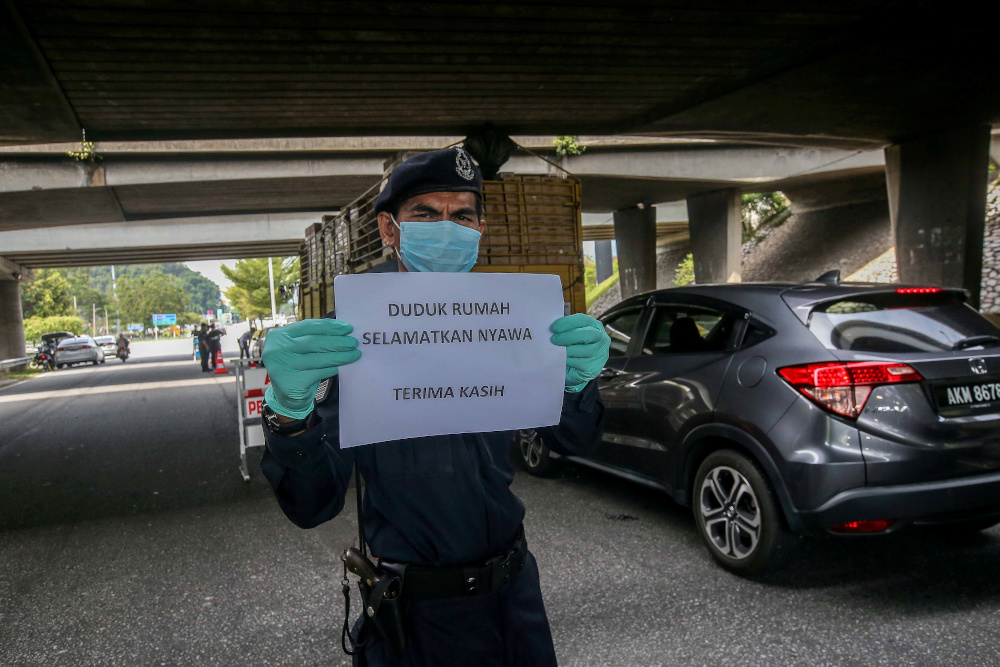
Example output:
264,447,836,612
359,561,408,661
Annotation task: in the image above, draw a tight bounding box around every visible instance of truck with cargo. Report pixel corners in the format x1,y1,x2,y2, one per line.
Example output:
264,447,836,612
298,170,585,319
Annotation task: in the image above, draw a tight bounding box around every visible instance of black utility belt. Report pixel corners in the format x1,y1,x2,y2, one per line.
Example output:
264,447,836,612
381,529,528,600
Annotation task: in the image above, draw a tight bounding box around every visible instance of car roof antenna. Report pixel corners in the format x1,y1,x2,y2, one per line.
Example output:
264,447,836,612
814,269,841,285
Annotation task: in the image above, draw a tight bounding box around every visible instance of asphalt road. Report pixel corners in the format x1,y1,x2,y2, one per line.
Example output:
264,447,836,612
3,337,1000,665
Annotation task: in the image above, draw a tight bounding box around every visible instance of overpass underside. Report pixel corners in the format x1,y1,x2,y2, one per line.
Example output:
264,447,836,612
1,2,998,361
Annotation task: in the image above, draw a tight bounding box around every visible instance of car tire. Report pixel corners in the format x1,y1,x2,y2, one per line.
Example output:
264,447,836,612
517,428,559,477
693,449,799,576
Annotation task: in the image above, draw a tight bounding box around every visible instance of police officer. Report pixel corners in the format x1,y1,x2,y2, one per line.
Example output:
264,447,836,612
196,323,211,372
259,148,610,666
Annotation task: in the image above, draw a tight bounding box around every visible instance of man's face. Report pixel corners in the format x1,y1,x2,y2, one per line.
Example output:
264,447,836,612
377,191,484,271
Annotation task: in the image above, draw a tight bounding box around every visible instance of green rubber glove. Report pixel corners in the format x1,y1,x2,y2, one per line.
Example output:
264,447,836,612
550,313,611,393
262,318,361,418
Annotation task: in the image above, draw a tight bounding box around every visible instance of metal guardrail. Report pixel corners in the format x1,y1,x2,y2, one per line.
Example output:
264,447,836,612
0,356,30,371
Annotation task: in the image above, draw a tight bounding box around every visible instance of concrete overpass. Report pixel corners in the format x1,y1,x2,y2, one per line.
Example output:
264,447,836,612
3,2,996,149
0,136,887,271
0,212,312,268
2,2,999,361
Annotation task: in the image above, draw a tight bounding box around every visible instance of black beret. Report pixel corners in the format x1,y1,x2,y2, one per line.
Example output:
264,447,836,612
375,147,483,214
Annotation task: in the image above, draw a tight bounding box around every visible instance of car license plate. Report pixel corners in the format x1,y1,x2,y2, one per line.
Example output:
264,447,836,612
933,378,1000,414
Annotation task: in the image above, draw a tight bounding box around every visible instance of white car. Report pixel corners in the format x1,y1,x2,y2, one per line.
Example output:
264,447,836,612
94,335,117,357
55,335,106,368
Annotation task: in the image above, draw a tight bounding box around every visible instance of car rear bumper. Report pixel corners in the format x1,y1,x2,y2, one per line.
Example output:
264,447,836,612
796,470,1000,534
57,351,94,364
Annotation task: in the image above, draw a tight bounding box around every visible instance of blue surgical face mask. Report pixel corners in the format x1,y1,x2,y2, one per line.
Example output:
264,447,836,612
392,215,481,273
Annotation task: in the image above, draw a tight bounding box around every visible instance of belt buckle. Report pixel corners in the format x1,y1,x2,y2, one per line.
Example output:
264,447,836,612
490,552,514,593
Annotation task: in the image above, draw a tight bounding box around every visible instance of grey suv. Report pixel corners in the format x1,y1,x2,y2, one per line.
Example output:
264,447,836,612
519,278,1000,574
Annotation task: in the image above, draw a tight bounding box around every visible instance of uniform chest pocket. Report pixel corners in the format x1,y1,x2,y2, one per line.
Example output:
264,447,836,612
369,437,455,481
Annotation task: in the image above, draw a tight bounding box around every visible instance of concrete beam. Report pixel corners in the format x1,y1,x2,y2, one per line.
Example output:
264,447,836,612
0,154,385,194
687,189,742,284
0,256,33,282
613,206,657,299
0,145,888,232
886,125,992,307
502,147,884,212
0,212,323,269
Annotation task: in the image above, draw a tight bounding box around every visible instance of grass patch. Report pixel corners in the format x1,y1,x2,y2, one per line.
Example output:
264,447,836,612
586,272,620,309
0,366,41,381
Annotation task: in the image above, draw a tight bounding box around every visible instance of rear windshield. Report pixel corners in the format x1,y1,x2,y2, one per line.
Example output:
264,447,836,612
807,292,1000,353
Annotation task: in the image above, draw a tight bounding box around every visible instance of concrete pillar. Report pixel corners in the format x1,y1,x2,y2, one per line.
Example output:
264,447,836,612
687,189,742,284
594,240,614,284
0,279,26,364
885,125,991,307
612,205,656,299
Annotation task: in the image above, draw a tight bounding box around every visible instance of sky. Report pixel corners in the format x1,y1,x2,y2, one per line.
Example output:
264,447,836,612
185,259,237,292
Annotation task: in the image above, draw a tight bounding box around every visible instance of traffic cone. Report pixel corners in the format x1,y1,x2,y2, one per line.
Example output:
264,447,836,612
213,349,229,375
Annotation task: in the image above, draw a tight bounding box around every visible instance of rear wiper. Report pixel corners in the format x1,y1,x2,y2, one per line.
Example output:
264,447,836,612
950,335,1000,350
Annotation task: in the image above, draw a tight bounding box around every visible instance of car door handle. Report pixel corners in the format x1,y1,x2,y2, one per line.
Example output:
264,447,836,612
599,368,622,379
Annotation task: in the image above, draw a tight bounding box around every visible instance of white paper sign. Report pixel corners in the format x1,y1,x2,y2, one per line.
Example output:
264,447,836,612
334,272,566,448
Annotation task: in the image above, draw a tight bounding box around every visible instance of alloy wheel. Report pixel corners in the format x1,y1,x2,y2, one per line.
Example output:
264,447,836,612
699,465,762,560
519,429,545,469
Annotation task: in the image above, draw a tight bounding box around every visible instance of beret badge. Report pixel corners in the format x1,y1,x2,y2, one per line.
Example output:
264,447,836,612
454,147,476,181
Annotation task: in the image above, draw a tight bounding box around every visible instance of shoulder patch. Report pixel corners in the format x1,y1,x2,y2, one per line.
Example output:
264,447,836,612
314,377,333,404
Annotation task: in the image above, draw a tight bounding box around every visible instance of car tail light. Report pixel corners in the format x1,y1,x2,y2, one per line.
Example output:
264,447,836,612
81,344,93,349
828,520,896,534
778,362,923,419
896,287,941,294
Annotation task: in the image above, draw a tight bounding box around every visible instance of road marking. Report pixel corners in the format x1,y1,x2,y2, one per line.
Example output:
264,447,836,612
0,377,230,404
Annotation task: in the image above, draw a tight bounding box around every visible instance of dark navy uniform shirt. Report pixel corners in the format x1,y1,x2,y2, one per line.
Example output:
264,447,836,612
260,311,605,567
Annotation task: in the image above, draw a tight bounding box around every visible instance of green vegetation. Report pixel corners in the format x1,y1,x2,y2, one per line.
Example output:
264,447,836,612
20,270,75,318
23,315,87,344
66,130,99,163
741,192,790,242
116,272,189,328
20,263,222,333
584,255,620,308
221,257,299,320
586,273,620,309
554,136,586,157
0,366,41,381
674,253,695,286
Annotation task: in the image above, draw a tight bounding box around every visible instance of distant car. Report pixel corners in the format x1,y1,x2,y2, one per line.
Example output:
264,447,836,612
251,326,279,361
94,336,117,357
55,335,105,368
519,278,1000,575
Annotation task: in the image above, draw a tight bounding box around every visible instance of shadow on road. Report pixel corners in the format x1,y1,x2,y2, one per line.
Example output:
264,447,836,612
0,350,272,533
525,450,1000,613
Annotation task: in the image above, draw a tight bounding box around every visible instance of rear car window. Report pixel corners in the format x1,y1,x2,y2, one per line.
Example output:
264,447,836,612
807,292,1000,353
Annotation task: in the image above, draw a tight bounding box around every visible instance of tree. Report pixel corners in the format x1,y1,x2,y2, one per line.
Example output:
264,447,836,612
63,267,108,313
115,271,189,327
221,257,299,319
20,269,74,318
741,192,789,241
23,315,86,344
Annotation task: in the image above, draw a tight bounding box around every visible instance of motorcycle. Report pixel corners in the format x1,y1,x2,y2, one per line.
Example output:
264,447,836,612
116,347,130,363
30,344,56,371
